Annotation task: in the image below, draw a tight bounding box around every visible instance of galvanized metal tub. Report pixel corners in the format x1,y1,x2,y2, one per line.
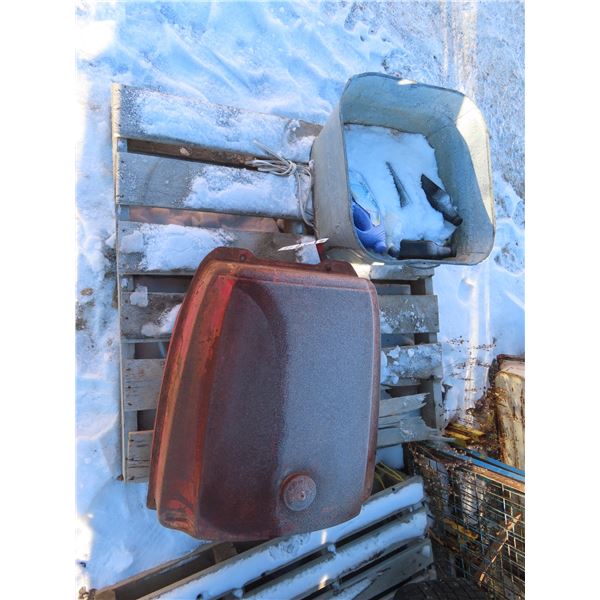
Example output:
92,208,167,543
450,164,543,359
311,72,495,266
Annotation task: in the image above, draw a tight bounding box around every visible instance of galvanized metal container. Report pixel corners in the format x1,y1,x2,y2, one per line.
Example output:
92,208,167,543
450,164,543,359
311,73,495,266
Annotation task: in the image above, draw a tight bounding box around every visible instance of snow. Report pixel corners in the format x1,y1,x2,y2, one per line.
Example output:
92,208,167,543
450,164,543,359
76,0,523,591
141,304,182,338
136,88,314,163
121,222,233,271
184,163,299,217
344,125,456,248
128,285,148,308
154,483,425,599
246,512,427,599
382,344,441,385
333,578,374,600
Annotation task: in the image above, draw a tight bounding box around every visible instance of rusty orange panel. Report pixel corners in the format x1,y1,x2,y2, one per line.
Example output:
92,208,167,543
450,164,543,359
147,247,380,541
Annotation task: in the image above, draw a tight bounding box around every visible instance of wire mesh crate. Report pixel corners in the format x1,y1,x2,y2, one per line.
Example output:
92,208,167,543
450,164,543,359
406,442,525,599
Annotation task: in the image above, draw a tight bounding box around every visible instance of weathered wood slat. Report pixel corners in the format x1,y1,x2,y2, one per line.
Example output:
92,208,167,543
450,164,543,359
419,378,444,431
121,291,185,340
127,138,258,168
123,358,165,410
382,343,442,384
494,362,525,470
124,418,419,483
94,543,223,600
121,287,434,343
121,355,428,415
116,152,303,219
128,430,152,462
118,337,138,479
126,430,153,482
379,295,439,334
373,283,412,295
117,221,312,275
377,416,443,447
112,84,318,163
379,393,429,418
243,509,427,600
319,539,433,600
123,358,166,411
369,264,435,281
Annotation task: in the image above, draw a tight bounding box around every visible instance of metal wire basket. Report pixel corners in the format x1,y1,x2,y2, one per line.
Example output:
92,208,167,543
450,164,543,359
406,442,525,599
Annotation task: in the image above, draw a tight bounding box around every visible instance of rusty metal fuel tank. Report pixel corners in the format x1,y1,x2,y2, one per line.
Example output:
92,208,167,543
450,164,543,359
147,247,380,541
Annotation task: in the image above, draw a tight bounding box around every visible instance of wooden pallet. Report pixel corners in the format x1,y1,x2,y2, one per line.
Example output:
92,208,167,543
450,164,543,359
112,84,444,482
89,478,435,600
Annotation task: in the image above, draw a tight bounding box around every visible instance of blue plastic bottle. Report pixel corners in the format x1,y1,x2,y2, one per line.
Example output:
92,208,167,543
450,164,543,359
352,201,388,254
348,170,387,255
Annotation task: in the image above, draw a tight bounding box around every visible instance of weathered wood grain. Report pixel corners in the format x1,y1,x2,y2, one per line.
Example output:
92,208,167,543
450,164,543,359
126,430,153,482
378,295,439,335
320,539,433,600
116,152,303,219
369,264,435,281
120,284,435,342
494,364,525,470
377,416,442,447
120,362,430,416
123,358,166,411
419,378,444,431
117,221,311,275
120,291,185,340
123,419,421,483
93,543,223,600
373,283,412,295
112,84,318,163
379,393,429,418
118,336,138,480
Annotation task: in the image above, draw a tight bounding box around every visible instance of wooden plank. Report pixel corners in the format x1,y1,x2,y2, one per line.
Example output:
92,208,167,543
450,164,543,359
498,356,525,379
374,283,412,295
118,333,137,480
419,379,444,431
93,543,222,600
244,509,427,600
369,264,435,281
123,358,166,411
127,138,257,168
126,430,153,482
120,357,424,416
494,367,525,470
138,480,425,598
377,417,444,447
117,221,312,275
126,416,441,478
382,344,442,384
320,539,433,600
120,291,185,340
121,290,436,341
379,295,439,335
112,84,318,163
116,152,303,220
379,393,428,418
211,543,238,564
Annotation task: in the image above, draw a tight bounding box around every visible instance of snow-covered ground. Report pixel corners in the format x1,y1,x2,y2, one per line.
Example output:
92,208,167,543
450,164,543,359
76,0,524,591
